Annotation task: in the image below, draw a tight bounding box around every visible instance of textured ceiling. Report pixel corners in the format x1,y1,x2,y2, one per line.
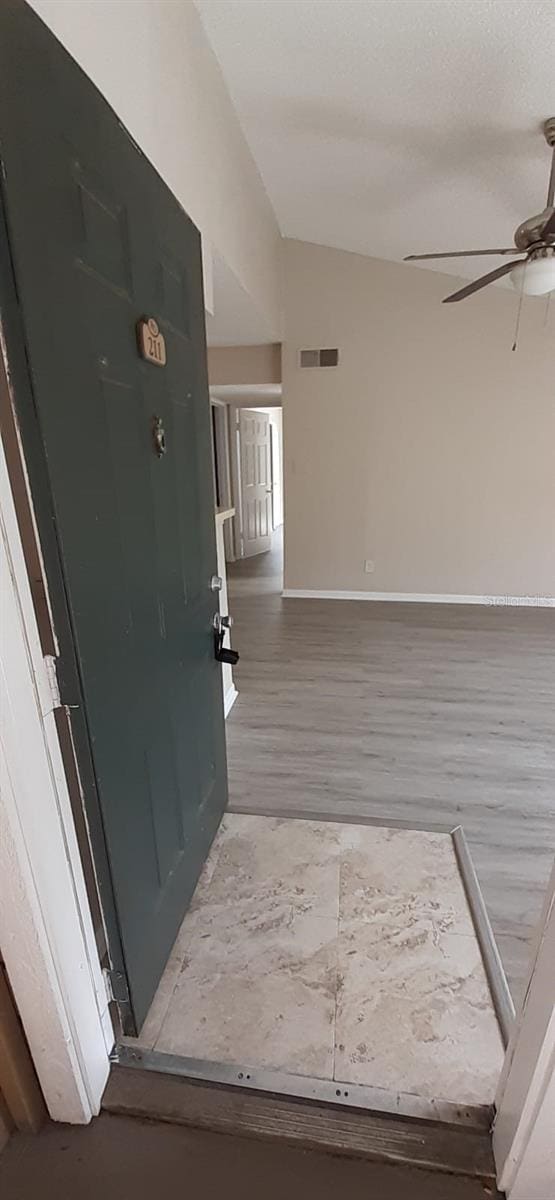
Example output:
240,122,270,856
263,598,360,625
196,0,555,282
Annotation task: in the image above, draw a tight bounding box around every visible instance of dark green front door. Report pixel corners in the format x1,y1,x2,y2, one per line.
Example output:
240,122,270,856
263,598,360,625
0,3,228,1031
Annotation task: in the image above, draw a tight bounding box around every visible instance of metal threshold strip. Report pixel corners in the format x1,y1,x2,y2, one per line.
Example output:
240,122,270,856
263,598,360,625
105,1047,498,1182
112,1041,492,1130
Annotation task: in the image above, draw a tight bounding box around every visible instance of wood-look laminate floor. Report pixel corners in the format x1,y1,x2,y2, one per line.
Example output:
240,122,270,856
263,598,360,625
226,530,555,1009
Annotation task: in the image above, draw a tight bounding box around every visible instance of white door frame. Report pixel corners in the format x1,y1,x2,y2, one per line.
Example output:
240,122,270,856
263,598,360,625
1,427,554,1162
0,436,113,1123
268,407,283,530
228,404,244,559
210,396,235,563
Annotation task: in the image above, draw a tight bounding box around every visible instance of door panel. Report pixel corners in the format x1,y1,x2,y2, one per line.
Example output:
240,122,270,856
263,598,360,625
239,409,273,557
0,3,227,1030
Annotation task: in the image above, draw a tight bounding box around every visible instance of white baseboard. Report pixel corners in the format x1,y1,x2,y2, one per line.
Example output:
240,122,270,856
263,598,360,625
282,589,555,608
224,684,239,718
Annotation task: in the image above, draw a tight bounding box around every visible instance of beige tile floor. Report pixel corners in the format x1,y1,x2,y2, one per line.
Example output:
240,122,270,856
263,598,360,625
133,814,505,1107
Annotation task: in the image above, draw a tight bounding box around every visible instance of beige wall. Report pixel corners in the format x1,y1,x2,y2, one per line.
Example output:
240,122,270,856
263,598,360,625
208,344,282,386
30,0,281,336
282,239,555,598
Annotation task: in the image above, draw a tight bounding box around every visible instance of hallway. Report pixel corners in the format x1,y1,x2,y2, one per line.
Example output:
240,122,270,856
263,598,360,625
226,532,555,1008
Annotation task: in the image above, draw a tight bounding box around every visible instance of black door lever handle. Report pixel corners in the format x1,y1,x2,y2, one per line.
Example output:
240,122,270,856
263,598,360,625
215,640,240,665
213,618,239,665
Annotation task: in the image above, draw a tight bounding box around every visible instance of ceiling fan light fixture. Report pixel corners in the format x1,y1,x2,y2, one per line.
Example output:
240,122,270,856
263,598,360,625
405,120,555,311
510,252,555,296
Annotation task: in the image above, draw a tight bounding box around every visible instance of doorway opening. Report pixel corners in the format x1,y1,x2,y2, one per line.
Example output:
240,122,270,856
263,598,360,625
210,399,283,572
2,9,552,1191
208,394,284,715
227,404,283,587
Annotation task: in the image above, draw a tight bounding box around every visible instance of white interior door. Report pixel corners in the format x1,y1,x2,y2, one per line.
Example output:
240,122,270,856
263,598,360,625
239,409,272,557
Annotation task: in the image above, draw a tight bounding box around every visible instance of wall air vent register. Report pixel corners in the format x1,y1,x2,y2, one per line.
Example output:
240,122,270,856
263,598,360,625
299,348,339,368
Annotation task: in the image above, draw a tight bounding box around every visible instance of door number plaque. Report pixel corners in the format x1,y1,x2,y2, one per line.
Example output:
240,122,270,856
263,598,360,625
137,317,166,367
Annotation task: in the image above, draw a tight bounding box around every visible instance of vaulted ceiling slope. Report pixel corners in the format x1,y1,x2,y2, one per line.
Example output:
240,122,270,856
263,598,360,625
196,0,555,281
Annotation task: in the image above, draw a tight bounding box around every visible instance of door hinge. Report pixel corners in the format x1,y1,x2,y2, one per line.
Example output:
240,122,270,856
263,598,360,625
43,654,62,709
103,966,130,1007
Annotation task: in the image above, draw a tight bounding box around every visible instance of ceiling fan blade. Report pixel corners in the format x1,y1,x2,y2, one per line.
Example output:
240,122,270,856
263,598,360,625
404,249,516,261
442,259,525,303
540,208,555,240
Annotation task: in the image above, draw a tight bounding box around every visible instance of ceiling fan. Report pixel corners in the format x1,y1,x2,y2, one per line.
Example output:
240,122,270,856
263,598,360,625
404,118,555,303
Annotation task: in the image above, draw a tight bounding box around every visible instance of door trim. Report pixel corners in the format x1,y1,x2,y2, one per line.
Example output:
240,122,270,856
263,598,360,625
0,964,47,1133
0,435,112,1121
